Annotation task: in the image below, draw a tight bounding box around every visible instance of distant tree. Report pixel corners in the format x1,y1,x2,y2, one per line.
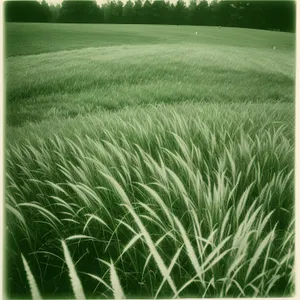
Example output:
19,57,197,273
41,0,51,21
133,0,143,24
164,1,172,24
215,0,296,31
102,2,111,23
103,0,122,23
281,0,296,32
143,0,152,24
122,0,134,24
197,0,209,25
174,0,187,25
58,0,102,23
227,1,245,28
262,1,295,32
132,0,143,24
151,0,168,24
218,0,235,27
242,1,266,29
188,0,198,25
161,1,171,24
208,0,219,26
5,0,49,22
168,3,176,24
49,3,61,22
116,1,124,23
4,0,295,32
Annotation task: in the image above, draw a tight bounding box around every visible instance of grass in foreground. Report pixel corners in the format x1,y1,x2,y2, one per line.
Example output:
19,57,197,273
6,103,294,298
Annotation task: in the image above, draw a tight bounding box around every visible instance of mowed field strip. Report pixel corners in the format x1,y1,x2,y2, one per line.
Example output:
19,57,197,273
5,23,295,299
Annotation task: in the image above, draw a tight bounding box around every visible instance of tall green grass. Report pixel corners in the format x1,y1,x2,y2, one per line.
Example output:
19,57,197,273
6,102,294,298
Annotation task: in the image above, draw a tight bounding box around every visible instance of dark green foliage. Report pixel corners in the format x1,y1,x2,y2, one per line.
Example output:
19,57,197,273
122,0,134,24
49,3,61,23
4,0,50,22
151,0,169,25
103,1,124,24
133,0,144,24
57,0,103,23
4,0,296,32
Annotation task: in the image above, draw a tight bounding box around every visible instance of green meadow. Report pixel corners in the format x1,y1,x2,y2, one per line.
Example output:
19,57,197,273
5,23,295,299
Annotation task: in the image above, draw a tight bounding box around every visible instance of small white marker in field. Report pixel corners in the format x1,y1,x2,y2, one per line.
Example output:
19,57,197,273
196,31,198,35
273,46,276,50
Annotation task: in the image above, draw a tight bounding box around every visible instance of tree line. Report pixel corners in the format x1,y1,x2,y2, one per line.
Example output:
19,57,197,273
4,0,296,32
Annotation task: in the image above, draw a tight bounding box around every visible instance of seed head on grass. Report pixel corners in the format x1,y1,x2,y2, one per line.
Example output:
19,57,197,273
61,240,86,300
21,254,43,300
110,259,126,299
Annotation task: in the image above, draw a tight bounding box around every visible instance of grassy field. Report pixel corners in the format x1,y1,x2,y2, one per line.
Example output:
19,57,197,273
5,23,295,56
5,23,295,299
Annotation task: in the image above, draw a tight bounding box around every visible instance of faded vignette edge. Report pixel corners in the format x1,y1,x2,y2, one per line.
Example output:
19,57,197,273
0,1,298,299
